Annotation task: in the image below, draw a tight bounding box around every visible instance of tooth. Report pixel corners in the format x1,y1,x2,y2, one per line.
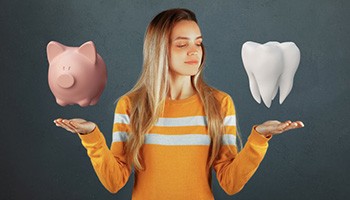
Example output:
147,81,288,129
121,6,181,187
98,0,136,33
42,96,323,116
241,41,300,108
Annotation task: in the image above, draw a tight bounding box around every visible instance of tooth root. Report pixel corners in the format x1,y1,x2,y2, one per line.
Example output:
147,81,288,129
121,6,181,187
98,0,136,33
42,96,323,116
248,73,261,104
242,42,261,104
278,42,300,104
272,78,279,101
256,71,281,108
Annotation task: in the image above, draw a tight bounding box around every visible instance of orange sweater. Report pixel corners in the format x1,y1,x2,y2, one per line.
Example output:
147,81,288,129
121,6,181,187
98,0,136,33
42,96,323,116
78,91,271,200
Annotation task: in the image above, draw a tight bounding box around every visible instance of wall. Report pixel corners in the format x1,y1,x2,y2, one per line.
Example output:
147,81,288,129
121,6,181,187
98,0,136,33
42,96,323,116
1,0,349,199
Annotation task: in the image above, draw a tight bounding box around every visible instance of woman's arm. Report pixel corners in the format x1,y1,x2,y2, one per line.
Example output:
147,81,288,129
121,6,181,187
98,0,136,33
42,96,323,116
213,124,270,195
213,95,303,195
54,96,132,193
79,96,132,193
78,125,131,193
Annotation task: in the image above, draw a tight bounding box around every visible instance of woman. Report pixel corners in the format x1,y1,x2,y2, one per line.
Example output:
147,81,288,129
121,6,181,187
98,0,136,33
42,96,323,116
54,8,304,200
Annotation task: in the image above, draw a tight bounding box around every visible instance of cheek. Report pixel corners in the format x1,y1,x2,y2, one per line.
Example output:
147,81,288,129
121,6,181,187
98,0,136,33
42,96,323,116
199,48,203,57
170,50,185,63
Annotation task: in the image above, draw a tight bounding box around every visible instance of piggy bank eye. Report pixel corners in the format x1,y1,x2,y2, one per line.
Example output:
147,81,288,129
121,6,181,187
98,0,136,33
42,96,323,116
62,66,65,70
68,66,71,70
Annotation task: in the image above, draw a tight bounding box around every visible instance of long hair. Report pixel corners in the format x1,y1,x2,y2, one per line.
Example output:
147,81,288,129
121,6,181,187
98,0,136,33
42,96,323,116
122,8,242,171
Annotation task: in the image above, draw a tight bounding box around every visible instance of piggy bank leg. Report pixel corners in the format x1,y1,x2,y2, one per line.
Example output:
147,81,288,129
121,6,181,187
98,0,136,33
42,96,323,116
78,99,91,107
89,87,104,106
56,98,68,106
90,96,100,106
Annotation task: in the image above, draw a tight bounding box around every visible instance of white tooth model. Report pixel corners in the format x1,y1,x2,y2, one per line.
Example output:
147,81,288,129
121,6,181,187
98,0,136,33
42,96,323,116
241,41,300,108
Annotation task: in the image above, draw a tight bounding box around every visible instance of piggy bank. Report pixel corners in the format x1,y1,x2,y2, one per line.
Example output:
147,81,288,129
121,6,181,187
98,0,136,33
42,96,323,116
47,41,107,107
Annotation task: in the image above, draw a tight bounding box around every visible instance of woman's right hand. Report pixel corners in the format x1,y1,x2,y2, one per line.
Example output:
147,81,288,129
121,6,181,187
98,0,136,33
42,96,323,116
54,118,96,135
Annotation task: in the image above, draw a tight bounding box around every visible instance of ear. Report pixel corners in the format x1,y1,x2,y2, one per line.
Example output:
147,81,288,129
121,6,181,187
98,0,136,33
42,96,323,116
78,41,97,64
47,41,66,63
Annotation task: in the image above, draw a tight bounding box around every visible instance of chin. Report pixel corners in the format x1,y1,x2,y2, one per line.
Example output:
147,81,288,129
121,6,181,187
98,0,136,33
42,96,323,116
170,66,200,76
183,69,199,76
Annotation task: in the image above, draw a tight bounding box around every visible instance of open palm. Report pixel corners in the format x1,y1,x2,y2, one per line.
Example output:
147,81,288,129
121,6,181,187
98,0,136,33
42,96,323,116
255,120,304,136
54,118,96,135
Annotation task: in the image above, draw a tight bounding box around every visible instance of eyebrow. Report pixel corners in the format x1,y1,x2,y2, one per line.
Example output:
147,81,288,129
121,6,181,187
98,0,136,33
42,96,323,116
173,36,203,41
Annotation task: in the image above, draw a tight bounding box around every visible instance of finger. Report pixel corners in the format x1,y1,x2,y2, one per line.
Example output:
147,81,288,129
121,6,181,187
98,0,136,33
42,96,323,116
54,119,69,129
282,121,304,132
54,118,65,127
288,121,304,129
55,121,76,133
283,120,292,126
62,120,80,134
277,121,291,131
296,121,305,127
269,121,291,134
69,121,86,133
282,122,298,132
56,120,78,134
56,118,80,131
53,118,62,124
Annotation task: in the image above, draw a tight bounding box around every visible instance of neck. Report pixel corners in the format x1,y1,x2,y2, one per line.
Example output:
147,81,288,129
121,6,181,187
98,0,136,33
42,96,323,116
168,72,196,100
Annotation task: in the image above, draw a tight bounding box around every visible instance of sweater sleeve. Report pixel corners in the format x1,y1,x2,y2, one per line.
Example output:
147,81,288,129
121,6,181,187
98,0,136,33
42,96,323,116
78,96,132,193
213,95,272,195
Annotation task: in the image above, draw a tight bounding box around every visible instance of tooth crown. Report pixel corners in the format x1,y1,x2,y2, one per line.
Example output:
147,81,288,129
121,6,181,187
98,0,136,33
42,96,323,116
241,41,300,108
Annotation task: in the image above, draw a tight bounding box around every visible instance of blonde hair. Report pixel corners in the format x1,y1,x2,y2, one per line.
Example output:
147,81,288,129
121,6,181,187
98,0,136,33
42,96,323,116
122,8,242,171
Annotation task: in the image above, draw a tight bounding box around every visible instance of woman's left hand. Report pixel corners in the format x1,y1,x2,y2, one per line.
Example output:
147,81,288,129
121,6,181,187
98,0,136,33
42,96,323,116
255,120,304,137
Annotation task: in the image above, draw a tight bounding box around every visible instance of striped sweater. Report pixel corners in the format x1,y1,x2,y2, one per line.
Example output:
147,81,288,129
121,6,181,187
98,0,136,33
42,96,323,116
78,90,271,200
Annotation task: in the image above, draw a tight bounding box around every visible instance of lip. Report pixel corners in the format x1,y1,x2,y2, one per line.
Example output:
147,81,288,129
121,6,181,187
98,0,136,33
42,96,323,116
184,60,199,65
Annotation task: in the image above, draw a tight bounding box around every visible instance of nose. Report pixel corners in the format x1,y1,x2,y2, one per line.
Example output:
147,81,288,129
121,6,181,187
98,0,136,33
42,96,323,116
187,44,200,56
57,74,75,88
187,48,199,56
188,51,198,56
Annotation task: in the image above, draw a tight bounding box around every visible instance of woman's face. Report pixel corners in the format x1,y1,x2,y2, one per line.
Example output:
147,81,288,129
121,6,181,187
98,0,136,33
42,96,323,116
168,20,203,76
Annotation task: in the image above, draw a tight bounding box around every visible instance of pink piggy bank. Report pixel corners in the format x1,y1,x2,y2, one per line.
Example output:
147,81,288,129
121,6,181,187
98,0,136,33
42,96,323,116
47,41,107,107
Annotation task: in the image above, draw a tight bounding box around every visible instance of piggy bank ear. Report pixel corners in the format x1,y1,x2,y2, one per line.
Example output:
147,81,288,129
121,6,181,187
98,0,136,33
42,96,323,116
78,41,97,64
47,41,66,63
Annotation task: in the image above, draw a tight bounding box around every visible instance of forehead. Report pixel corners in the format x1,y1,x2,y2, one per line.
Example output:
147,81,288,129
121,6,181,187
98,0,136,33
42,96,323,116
171,20,202,39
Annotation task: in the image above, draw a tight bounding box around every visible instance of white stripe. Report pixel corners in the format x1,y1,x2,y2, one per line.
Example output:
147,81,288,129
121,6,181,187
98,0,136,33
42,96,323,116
156,116,207,127
112,131,128,142
114,114,130,124
224,115,236,126
112,132,236,146
113,114,236,127
145,134,211,145
222,134,236,145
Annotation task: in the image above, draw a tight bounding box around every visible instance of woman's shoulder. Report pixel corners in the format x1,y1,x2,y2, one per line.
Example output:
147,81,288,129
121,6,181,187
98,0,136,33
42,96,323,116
116,89,141,104
115,89,145,110
211,88,233,103
115,94,131,105
211,88,236,114
114,92,136,112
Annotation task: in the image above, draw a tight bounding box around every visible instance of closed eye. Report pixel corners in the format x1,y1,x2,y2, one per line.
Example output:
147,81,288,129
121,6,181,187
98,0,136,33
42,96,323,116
177,44,187,48
175,41,188,47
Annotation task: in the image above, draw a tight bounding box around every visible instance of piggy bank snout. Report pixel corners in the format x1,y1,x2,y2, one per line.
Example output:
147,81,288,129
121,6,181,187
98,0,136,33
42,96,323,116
57,74,75,88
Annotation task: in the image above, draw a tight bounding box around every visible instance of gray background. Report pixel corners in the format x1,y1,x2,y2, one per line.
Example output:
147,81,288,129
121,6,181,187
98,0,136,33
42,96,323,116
1,0,349,199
